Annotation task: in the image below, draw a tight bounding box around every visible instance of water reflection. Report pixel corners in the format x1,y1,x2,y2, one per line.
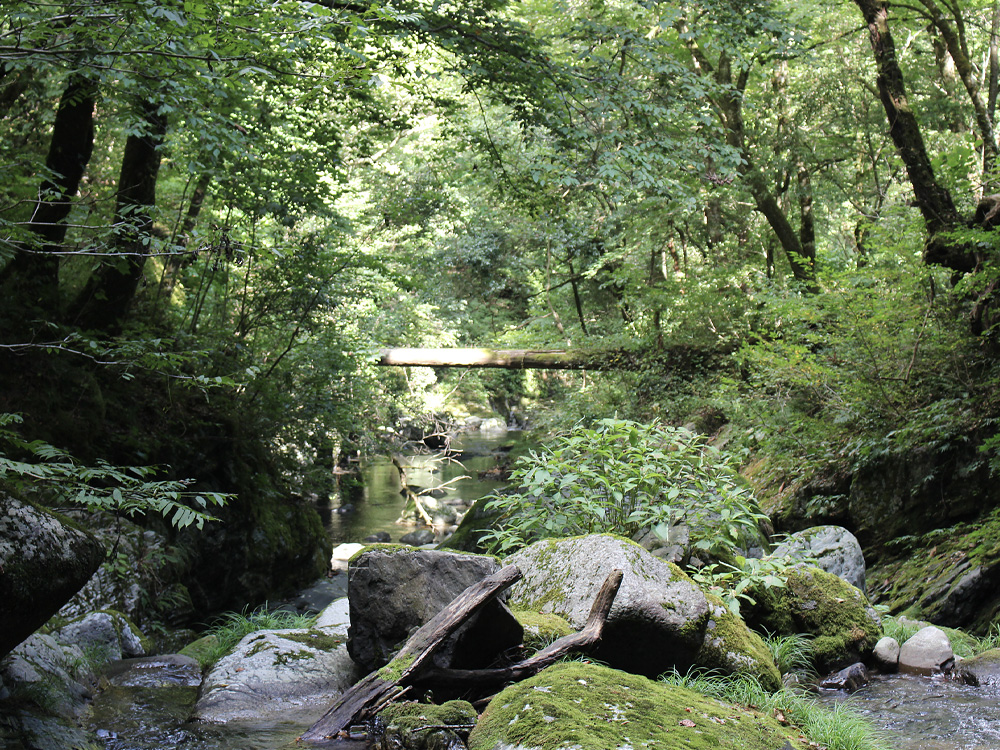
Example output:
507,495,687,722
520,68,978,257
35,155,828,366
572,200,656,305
324,430,530,545
819,673,1000,750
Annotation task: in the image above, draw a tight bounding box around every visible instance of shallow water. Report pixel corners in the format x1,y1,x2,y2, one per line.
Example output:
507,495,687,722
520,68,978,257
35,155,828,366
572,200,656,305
323,430,530,544
819,672,1000,750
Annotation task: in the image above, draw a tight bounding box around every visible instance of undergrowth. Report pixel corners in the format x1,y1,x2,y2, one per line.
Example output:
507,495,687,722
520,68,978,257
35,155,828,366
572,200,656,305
203,605,315,665
660,670,892,750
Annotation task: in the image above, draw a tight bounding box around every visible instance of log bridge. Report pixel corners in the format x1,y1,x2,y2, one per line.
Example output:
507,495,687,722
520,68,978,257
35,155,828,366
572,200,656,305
376,347,631,370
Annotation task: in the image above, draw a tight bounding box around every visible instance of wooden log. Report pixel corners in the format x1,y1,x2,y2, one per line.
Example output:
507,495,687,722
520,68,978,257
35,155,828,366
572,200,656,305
418,569,623,688
299,564,523,743
376,347,632,370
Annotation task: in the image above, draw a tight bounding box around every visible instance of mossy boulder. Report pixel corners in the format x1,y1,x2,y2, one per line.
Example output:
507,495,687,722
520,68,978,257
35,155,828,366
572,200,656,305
191,627,358,724
507,534,778,684
0,495,104,659
375,699,477,750
956,647,1000,686
867,507,1000,634
53,609,149,663
747,565,881,672
512,610,575,651
697,593,781,692
467,661,801,750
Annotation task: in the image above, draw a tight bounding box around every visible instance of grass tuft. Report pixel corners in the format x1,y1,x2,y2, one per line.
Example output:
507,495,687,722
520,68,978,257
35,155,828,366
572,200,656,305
203,605,315,665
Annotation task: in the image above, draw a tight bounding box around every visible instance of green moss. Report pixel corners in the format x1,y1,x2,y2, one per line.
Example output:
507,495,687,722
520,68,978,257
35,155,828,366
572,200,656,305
280,629,345,652
754,566,881,672
512,609,575,650
377,653,416,683
178,634,218,669
381,699,477,727
467,661,803,750
697,593,781,692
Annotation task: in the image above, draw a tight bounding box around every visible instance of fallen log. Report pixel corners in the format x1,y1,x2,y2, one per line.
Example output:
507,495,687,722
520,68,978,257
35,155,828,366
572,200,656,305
300,564,523,743
418,569,623,688
376,347,634,370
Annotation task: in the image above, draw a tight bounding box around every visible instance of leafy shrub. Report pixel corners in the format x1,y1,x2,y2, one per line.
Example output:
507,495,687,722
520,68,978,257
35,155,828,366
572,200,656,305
479,418,766,554
0,414,228,529
690,554,796,617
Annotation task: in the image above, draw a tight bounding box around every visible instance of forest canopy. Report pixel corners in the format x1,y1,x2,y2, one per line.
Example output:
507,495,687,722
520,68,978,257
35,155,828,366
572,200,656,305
2,0,1000,516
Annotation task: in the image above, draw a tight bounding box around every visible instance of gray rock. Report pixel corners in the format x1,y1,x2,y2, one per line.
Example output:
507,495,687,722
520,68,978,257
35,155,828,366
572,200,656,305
773,525,867,593
0,495,104,658
58,511,170,622
347,547,522,672
1,633,93,718
820,662,870,692
955,647,1000,686
104,654,201,687
400,529,436,546
192,627,359,724
54,610,146,662
873,636,900,672
315,596,351,635
507,534,711,678
899,626,954,674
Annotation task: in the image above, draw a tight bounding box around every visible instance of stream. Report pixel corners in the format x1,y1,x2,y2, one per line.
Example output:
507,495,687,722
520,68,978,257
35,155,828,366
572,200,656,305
65,429,1000,749
322,429,531,545
818,672,1000,750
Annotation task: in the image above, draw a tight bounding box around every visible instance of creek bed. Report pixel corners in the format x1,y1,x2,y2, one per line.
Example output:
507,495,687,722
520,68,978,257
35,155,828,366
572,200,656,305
323,430,531,545
818,672,1000,750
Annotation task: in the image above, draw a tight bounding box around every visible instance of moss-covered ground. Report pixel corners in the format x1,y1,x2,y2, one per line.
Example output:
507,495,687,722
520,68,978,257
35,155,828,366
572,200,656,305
467,661,803,750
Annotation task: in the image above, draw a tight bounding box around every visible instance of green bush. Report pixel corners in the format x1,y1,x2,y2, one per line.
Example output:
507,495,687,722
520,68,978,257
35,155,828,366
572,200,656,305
480,418,766,555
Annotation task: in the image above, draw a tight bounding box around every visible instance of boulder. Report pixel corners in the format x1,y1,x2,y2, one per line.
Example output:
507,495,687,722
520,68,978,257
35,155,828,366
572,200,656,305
54,610,147,662
773,525,867,593
955,647,1000,686
820,662,870,692
512,610,574,652
0,495,104,659
507,534,779,686
747,565,882,672
346,546,522,672
467,662,801,750
191,627,359,724
898,626,954,674
315,596,351,635
873,636,900,672
1,633,94,718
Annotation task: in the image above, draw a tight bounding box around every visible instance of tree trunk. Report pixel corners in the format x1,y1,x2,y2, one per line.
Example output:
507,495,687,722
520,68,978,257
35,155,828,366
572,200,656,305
0,76,96,322
852,0,973,271
69,99,168,334
376,348,634,370
158,173,211,302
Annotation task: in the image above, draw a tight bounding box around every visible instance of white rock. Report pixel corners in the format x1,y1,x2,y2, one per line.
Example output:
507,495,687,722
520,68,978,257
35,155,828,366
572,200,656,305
899,626,954,674
873,636,900,671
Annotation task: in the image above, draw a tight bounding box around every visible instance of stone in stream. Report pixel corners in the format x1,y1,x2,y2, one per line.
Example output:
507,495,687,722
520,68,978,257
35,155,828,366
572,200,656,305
192,627,359,724
955,647,1000,686
820,662,870,692
399,528,436,546
506,534,780,688
346,546,522,672
0,494,104,659
873,636,901,672
898,625,955,674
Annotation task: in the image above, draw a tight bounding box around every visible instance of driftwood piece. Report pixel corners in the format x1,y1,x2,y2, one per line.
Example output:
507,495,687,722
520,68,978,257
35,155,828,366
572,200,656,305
419,569,623,688
300,564,523,742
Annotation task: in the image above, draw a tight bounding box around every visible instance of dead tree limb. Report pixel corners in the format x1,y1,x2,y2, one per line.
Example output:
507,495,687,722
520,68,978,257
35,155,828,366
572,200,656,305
418,569,624,688
300,564,523,743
